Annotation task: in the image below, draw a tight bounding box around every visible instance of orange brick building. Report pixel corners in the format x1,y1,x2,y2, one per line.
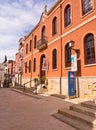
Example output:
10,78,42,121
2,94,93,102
22,0,96,97
8,60,14,76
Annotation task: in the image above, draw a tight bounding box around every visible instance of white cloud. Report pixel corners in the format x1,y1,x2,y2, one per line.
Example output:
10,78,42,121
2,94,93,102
0,0,56,63
0,47,18,62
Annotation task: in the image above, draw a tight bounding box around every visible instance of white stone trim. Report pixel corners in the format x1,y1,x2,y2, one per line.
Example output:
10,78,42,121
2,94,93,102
23,53,32,60
24,15,96,59
84,63,96,67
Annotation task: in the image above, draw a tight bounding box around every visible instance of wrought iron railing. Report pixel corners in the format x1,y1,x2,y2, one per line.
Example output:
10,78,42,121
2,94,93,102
37,36,48,50
23,79,34,91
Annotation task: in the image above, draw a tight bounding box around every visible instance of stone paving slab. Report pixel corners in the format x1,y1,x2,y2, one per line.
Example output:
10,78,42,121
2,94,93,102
0,88,77,130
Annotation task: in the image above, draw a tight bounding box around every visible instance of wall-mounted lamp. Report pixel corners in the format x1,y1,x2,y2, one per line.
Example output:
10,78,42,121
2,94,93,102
68,40,75,48
68,40,80,58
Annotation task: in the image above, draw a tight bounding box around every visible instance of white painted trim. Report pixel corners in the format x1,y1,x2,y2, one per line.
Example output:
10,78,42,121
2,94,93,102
64,67,71,70
45,77,68,79
23,54,32,60
62,15,96,38
24,15,96,59
48,15,96,47
33,50,38,54
84,64,96,67
48,36,61,45
78,76,96,78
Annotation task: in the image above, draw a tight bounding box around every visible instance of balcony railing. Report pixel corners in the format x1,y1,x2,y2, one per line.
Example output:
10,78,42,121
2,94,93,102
19,53,23,59
19,66,22,72
37,36,48,51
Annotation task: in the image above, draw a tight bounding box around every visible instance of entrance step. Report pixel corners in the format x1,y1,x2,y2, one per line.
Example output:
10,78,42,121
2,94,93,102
58,108,96,128
81,100,96,110
51,94,66,99
70,104,96,117
53,113,95,130
52,100,96,130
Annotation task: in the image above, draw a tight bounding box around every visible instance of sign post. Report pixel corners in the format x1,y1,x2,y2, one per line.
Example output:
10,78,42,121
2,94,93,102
68,71,76,97
71,54,77,71
68,54,77,97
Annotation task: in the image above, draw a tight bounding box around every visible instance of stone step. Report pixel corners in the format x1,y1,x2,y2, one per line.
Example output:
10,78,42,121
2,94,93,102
58,108,96,128
52,112,95,130
81,101,96,110
70,104,96,117
51,94,66,99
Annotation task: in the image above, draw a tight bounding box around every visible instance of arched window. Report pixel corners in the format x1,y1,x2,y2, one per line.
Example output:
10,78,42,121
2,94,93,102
29,60,31,73
33,58,36,72
34,35,37,49
52,49,57,69
26,44,28,54
84,33,95,65
25,62,27,73
41,26,46,40
64,4,71,27
82,0,92,15
30,40,32,52
65,43,71,67
52,17,57,36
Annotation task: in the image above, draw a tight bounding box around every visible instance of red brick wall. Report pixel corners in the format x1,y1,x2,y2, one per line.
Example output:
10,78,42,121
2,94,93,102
23,0,96,79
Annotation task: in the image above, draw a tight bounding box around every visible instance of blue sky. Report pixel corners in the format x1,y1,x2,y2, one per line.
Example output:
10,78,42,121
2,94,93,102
0,0,56,63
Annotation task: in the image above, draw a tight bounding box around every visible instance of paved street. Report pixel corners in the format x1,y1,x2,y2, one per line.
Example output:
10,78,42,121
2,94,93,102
0,88,76,130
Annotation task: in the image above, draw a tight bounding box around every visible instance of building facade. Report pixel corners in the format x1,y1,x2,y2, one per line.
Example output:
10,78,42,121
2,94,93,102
0,62,8,87
14,38,24,86
18,38,24,86
7,60,15,86
22,0,96,97
15,52,19,85
8,60,14,76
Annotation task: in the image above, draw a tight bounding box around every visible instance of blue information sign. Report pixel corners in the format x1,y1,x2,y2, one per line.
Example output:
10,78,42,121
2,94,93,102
68,71,76,96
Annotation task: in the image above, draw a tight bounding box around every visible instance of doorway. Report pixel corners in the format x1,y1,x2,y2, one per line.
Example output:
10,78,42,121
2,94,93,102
40,54,46,84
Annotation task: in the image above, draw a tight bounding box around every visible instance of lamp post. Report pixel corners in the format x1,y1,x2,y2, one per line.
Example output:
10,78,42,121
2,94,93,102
68,40,78,72
68,40,80,98
68,40,80,57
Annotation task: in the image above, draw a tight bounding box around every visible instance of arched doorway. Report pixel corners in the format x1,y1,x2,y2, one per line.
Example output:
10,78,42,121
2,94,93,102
40,54,46,84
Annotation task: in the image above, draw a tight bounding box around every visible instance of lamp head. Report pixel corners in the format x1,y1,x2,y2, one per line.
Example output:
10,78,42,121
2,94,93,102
68,40,74,48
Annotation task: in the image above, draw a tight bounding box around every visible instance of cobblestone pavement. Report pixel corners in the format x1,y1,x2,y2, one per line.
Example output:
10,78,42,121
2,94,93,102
0,88,77,130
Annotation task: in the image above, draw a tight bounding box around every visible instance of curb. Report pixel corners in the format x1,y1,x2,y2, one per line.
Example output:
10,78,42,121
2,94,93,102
10,88,41,99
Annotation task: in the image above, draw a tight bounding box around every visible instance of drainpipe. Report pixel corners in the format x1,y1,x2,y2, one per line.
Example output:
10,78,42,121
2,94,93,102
60,3,62,95
30,33,33,87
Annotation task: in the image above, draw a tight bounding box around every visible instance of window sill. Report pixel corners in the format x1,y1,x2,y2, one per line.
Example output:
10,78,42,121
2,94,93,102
64,23,72,29
64,67,71,70
52,68,58,71
52,33,57,37
84,63,96,67
81,9,94,18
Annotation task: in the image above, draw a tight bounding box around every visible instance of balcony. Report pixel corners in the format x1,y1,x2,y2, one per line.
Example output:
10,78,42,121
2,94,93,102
19,53,23,60
37,36,48,51
19,66,22,72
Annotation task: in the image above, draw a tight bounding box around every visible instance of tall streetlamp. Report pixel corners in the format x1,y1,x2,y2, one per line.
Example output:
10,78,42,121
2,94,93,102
68,40,80,57
68,40,80,98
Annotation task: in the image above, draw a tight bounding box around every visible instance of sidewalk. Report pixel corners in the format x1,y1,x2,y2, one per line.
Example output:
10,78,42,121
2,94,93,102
10,86,41,99
10,86,90,104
